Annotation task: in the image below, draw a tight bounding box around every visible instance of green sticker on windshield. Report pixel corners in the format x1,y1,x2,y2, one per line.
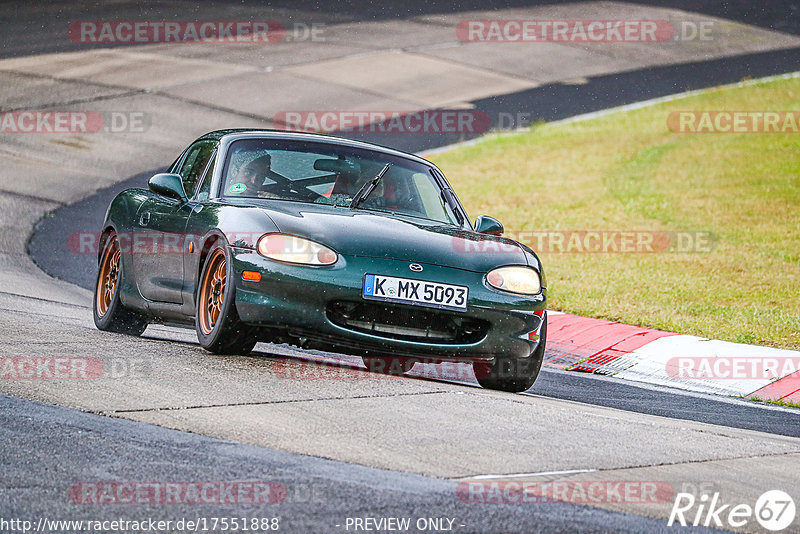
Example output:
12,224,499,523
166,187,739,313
229,183,246,193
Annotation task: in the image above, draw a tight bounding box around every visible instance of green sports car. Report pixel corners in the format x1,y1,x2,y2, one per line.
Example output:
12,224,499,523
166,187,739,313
93,130,547,392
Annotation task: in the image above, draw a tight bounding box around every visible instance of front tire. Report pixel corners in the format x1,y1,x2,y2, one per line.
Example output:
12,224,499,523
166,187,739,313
474,320,547,393
93,232,147,335
195,244,256,355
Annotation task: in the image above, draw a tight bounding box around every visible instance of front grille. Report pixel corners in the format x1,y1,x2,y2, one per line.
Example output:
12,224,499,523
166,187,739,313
326,300,488,344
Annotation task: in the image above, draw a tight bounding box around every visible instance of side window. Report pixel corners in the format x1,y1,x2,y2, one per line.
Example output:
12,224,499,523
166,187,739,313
194,152,217,201
178,140,216,196
168,149,187,174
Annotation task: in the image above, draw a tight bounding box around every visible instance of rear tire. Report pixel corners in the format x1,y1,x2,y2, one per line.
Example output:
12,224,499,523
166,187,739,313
362,356,416,375
195,244,256,355
474,320,546,393
93,232,147,336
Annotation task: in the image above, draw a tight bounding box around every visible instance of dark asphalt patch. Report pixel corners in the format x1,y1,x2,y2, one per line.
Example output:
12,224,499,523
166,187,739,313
0,394,714,534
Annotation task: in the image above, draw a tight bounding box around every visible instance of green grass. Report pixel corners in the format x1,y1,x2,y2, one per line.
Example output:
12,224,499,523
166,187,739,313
748,396,800,409
431,76,800,349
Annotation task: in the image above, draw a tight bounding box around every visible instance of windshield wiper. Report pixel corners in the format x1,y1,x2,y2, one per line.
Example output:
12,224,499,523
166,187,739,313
350,163,391,209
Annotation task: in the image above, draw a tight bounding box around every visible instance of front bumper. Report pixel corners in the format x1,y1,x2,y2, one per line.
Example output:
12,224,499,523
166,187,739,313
231,248,546,361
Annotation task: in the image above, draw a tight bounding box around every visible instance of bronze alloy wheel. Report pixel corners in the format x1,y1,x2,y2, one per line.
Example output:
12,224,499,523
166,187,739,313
96,236,121,318
194,243,255,355
199,248,227,335
93,232,147,336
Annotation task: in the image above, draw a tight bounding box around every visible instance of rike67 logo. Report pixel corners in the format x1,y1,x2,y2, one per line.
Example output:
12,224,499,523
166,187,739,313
669,490,796,531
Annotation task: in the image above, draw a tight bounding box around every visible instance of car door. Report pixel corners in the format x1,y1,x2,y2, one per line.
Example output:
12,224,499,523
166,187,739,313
180,149,218,315
133,140,216,304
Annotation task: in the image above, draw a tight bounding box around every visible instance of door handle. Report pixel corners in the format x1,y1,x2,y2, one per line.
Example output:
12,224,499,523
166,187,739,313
139,212,151,226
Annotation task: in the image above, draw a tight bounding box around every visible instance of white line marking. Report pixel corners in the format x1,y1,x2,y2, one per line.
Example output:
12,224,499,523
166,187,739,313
466,468,596,480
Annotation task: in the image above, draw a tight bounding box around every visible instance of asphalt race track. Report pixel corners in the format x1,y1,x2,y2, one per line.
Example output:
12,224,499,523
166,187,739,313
28,167,800,439
2,2,800,533
3,394,722,534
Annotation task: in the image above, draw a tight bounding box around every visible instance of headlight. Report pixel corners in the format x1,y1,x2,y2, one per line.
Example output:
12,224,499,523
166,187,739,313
486,266,541,295
257,234,338,265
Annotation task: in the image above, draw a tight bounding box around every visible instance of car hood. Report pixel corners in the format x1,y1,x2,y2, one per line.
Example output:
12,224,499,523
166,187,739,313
243,200,528,273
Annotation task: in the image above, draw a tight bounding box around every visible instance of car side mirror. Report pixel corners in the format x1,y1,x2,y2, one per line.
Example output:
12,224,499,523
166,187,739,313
148,173,187,203
474,215,504,236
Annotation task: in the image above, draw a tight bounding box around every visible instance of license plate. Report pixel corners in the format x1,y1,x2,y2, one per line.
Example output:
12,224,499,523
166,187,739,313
362,274,468,312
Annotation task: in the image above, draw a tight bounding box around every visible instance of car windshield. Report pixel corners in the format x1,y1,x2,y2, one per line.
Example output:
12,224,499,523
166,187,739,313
220,138,460,225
